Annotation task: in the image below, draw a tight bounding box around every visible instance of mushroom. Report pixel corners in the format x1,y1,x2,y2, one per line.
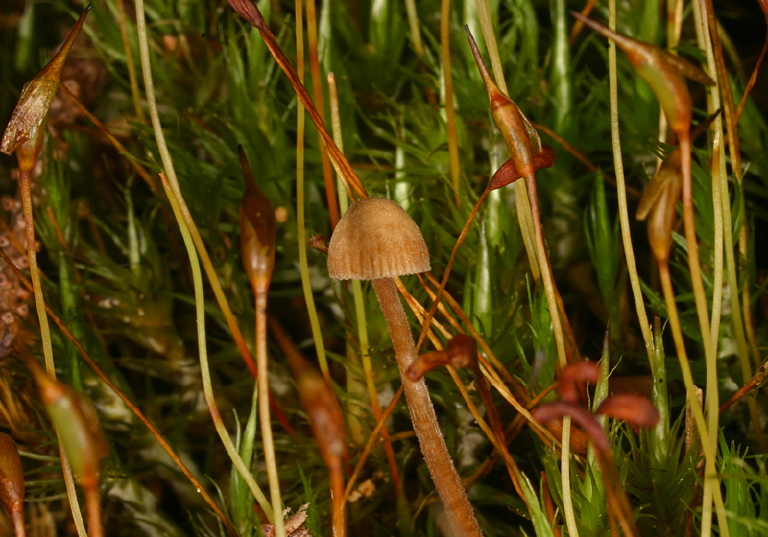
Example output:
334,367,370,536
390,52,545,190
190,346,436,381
328,197,482,536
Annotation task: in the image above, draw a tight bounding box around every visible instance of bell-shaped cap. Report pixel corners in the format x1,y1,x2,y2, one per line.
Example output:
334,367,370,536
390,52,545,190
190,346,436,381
327,198,430,280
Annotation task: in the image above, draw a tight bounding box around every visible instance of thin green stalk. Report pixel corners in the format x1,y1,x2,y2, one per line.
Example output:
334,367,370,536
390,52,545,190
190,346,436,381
294,0,330,383
158,173,273,522
650,317,670,465
692,2,729,534
115,0,145,124
255,289,285,537
328,72,400,486
404,0,425,58
702,0,766,450
557,415,578,537
135,1,273,521
441,0,461,205
19,172,55,375
19,152,87,537
549,0,571,132
474,5,574,530
328,74,348,216
59,442,87,537
605,0,655,366
703,73,727,537
121,16,266,382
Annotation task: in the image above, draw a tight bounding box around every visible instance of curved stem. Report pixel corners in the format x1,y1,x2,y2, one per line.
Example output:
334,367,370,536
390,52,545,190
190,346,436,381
329,460,346,537
440,0,461,205
58,439,87,537
12,508,26,537
255,288,285,537
19,171,54,375
372,278,481,537
416,189,489,351
159,174,273,523
606,2,654,361
294,2,330,383
20,167,87,537
85,484,103,537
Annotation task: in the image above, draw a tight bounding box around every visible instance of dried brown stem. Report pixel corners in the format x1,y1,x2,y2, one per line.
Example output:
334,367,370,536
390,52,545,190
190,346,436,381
226,0,367,201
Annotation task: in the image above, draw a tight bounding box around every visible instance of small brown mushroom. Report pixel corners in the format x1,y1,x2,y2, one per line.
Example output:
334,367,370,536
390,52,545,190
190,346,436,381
327,197,430,280
327,198,482,537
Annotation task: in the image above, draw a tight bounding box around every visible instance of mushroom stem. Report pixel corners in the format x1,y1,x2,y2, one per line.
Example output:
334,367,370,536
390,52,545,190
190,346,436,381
372,277,482,537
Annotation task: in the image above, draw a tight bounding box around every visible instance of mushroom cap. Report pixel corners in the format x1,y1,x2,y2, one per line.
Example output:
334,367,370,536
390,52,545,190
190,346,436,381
327,198,431,280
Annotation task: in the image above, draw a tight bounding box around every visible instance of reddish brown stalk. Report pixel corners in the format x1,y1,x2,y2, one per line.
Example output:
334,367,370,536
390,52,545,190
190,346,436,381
568,0,598,45
405,332,528,503
238,149,293,431
414,189,487,353
344,384,404,505
238,150,285,533
372,278,482,537
541,471,561,537
465,27,573,366
269,318,347,537
17,146,54,363
0,249,239,537
305,0,339,228
720,357,768,412
735,0,768,122
226,0,367,201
